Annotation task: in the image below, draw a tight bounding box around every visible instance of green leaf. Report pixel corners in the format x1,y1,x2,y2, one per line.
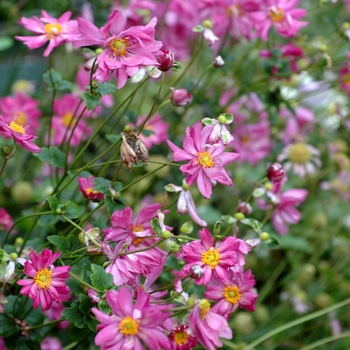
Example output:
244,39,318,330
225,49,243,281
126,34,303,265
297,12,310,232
62,301,85,329
192,25,204,32
106,134,121,143
0,313,19,336
98,299,111,315
105,196,126,216
90,264,114,291
47,235,70,253
96,82,117,95
24,308,45,327
33,147,66,168
202,117,216,125
241,218,263,232
82,91,101,110
266,237,280,249
84,314,99,332
219,113,233,123
38,214,59,226
47,196,58,211
151,218,162,235
0,261,7,280
79,294,93,314
221,215,236,224
0,37,14,51
63,201,81,219
57,80,74,91
93,177,111,195
141,129,155,137
43,69,62,89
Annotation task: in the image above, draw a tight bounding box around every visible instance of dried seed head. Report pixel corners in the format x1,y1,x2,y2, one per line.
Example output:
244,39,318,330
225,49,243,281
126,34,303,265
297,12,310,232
121,131,149,171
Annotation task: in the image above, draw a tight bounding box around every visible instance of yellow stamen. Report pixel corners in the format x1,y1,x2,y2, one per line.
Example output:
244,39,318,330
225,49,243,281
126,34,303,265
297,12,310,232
344,73,350,85
8,121,25,134
62,112,75,127
45,23,62,39
201,247,221,269
174,330,189,345
199,299,211,319
197,151,215,168
227,4,243,17
85,187,98,196
288,142,311,164
132,237,143,246
119,316,139,336
15,112,27,126
223,285,242,304
108,38,130,57
269,7,285,22
129,224,144,233
34,268,52,289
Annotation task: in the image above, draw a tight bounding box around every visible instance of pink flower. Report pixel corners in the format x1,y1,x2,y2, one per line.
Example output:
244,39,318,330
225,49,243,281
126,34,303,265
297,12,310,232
15,10,79,57
231,121,273,165
17,249,71,310
0,92,41,135
0,115,40,153
167,121,240,199
257,177,308,235
188,299,232,350
43,296,71,329
73,10,163,89
78,176,105,202
92,286,171,350
251,0,308,41
41,337,62,350
205,269,258,319
0,208,14,232
169,323,198,350
180,228,241,285
104,203,162,244
131,114,169,149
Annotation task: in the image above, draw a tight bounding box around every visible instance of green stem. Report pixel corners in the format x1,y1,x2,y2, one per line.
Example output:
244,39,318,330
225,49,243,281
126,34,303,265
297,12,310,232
69,271,100,292
245,298,350,350
299,331,350,350
29,318,65,330
0,159,8,177
117,239,164,256
62,341,79,350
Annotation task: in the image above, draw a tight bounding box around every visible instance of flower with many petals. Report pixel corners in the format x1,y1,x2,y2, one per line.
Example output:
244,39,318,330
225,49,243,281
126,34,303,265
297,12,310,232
15,10,79,57
73,10,162,89
78,176,105,202
167,121,240,198
169,323,198,350
92,286,171,350
17,249,71,310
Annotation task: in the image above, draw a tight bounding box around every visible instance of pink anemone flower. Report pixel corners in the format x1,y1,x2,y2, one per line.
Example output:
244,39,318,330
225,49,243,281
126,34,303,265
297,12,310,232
15,10,80,57
78,176,105,202
92,286,171,350
73,10,163,89
167,121,240,199
17,249,71,310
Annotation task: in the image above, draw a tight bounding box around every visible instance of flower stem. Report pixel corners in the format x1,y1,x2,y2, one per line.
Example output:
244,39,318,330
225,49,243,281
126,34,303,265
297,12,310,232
69,271,100,292
29,318,65,330
299,331,350,350
116,239,164,255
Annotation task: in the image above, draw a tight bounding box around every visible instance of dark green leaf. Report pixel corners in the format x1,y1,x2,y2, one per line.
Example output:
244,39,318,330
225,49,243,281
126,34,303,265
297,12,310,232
241,218,263,232
82,91,101,110
96,82,117,95
90,264,114,291
93,177,111,195
47,235,70,253
57,80,74,91
64,201,81,219
98,299,111,315
84,314,99,332
47,196,58,211
33,147,66,168
62,301,85,329
266,237,280,249
105,196,126,216
0,313,19,336
105,134,121,143
38,214,59,226
79,294,93,314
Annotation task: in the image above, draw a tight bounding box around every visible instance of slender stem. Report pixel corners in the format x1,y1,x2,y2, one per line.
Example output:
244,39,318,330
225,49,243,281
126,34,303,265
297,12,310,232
0,158,7,177
69,271,100,292
62,342,79,350
299,331,350,350
220,340,240,349
29,318,65,330
117,239,164,256
245,298,350,350
47,56,56,148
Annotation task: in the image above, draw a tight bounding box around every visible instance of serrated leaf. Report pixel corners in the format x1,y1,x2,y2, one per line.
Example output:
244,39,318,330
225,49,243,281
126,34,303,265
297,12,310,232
151,218,162,235
241,218,263,232
38,214,59,226
33,147,66,168
84,314,99,332
62,301,85,329
105,196,126,216
79,294,93,314
82,91,101,110
47,196,58,211
0,313,19,336
112,182,122,192
98,299,112,315
57,80,74,91
266,237,280,249
106,134,121,143
64,201,81,219
96,82,117,95
93,177,111,195
90,264,114,291
221,215,236,224
193,25,204,32
47,235,70,253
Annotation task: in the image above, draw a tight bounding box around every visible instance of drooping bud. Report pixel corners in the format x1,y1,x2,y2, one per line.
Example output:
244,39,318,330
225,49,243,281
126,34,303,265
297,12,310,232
213,55,225,67
266,163,286,183
156,49,175,72
2,145,11,157
237,202,253,215
170,88,192,106
189,265,204,280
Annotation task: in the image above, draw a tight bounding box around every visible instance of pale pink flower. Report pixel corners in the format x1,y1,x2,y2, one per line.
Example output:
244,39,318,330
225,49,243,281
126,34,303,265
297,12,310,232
251,0,308,41
231,121,273,165
50,93,92,147
0,92,41,135
43,296,70,329
167,121,240,199
0,208,14,232
205,269,258,319
73,10,163,89
321,170,350,200
257,177,308,235
188,299,232,350
92,286,171,350
202,113,234,145
17,249,71,310
0,115,40,153
15,10,80,57
41,337,62,350
180,228,241,285
339,54,350,96
78,176,105,202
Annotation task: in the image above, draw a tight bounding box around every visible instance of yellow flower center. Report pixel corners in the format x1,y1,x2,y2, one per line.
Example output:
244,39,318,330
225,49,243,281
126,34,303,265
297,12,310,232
199,299,211,319
45,23,63,39
227,4,243,17
129,224,144,233
108,38,130,57
85,187,98,196
174,330,190,345
62,112,76,127
15,112,27,125
197,151,215,168
34,268,52,289
344,73,350,85
8,121,25,134
119,316,139,336
288,142,312,164
201,247,221,269
269,7,285,22
132,237,143,246
223,285,242,304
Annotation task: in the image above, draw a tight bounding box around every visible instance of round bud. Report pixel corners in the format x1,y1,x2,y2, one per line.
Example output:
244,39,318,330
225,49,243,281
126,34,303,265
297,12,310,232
218,114,227,124
9,252,18,260
182,181,190,191
180,221,193,234
260,232,269,241
170,88,192,107
95,48,103,55
237,202,253,215
266,163,285,183
11,181,33,204
189,265,204,280
15,237,24,247
235,213,245,221
91,80,98,89
264,182,273,191
203,20,212,28
156,49,175,72
123,125,131,133
2,145,11,157
213,55,225,68
162,230,172,239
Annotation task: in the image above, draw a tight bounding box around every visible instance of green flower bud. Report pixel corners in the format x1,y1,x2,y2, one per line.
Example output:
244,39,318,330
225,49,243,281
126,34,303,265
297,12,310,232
235,213,245,221
162,230,172,239
260,232,269,241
